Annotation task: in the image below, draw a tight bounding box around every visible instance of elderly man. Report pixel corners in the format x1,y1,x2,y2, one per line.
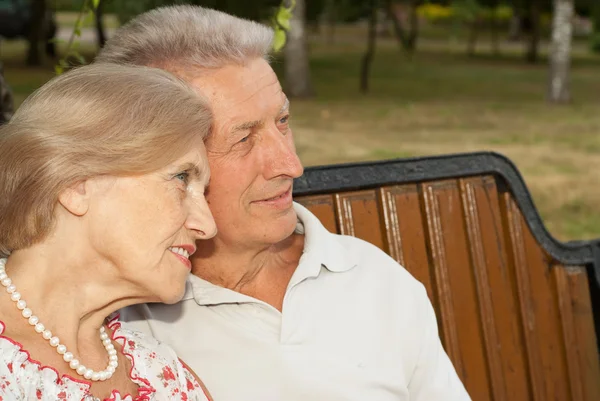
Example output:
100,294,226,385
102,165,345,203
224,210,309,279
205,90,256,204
96,6,470,401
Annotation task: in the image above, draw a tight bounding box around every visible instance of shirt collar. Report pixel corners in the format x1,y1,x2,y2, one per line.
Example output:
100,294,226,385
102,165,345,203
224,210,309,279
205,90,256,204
183,202,357,306
292,202,356,276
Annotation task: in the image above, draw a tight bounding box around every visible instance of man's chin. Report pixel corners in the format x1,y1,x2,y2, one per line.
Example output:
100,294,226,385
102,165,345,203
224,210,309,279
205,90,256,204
283,211,300,233
260,211,299,244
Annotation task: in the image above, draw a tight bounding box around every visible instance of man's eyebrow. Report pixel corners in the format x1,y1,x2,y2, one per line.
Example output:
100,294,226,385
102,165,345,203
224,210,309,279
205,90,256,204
279,97,290,114
230,98,290,133
232,120,262,133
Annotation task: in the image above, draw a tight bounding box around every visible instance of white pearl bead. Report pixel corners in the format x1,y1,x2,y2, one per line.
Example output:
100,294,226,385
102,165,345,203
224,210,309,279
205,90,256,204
76,365,87,375
0,258,121,381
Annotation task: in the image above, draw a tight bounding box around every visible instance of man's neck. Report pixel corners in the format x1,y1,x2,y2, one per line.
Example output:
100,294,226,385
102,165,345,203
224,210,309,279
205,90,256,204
191,233,305,311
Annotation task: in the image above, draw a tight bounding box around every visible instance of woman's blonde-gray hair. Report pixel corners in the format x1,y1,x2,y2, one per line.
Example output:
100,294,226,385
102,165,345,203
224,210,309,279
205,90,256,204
96,5,274,74
0,63,212,256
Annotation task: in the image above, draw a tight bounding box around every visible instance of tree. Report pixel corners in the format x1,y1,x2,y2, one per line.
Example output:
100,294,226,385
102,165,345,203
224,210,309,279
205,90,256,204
324,0,338,45
525,0,542,63
0,63,14,124
26,0,47,66
385,0,419,53
96,0,107,48
591,0,600,53
284,0,314,97
360,0,377,93
548,0,573,103
490,0,500,55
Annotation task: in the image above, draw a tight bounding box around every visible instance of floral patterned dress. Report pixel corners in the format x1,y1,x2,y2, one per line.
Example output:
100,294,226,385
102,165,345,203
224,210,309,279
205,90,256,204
0,315,210,401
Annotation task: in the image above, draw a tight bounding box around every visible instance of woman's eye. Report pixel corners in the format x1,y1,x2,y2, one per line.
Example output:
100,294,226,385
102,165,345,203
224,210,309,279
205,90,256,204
174,171,189,184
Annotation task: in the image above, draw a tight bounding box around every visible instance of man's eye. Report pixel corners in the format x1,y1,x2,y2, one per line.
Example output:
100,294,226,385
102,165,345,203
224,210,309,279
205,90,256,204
239,135,250,143
279,115,290,124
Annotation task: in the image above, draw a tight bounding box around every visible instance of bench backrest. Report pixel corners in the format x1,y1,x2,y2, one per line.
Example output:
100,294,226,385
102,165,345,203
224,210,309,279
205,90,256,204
293,152,600,401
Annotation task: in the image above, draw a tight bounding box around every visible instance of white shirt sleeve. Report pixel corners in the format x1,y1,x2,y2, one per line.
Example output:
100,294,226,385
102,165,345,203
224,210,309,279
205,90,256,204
407,287,472,401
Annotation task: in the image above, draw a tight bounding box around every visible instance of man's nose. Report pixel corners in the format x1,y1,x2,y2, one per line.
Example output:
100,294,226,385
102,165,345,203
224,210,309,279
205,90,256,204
262,128,304,180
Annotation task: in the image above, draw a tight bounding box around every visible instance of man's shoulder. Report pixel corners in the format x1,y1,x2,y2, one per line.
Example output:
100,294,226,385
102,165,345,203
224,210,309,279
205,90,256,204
324,231,425,294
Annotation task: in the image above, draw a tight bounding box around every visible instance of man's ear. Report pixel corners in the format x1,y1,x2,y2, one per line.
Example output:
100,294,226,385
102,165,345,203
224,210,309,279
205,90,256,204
57,180,90,216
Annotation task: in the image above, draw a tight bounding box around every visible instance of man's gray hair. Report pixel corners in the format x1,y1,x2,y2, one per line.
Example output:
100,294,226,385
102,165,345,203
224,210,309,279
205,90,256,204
96,5,274,73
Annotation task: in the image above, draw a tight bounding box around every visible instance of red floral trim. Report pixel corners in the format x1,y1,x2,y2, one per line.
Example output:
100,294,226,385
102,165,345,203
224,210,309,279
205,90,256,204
0,320,92,388
106,314,156,401
179,360,212,400
0,316,156,401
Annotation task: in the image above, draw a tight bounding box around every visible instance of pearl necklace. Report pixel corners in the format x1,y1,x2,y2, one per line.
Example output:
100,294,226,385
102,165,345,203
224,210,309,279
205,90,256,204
0,258,118,382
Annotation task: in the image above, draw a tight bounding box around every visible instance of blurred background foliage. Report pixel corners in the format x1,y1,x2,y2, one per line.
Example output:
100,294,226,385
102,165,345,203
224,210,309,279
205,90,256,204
0,0,599,240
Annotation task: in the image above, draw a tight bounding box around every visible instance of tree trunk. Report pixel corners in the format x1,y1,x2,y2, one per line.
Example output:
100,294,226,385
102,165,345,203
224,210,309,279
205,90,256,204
325,0,337,46
525,0,541,63
360,0,377,94
26,0,47,66
44,8,57,58
385,0,419,53
0,63,14,124
591,0,600,53
96,0,107,49
284,0,314,98
490,0,500,55
407,0,419,51
548,0,573,103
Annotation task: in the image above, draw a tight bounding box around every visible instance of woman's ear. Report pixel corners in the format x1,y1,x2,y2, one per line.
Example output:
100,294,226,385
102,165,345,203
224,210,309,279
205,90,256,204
57,180,90,216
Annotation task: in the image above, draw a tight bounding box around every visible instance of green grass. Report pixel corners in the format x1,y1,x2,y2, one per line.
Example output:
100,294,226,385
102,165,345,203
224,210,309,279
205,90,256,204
2,25,600,241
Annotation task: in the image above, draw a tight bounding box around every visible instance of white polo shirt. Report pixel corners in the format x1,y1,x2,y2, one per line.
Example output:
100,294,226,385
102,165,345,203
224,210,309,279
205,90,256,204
121,203,470,401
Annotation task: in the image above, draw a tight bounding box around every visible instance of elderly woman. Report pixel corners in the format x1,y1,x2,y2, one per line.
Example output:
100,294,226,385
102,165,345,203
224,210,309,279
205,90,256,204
0,64,216,400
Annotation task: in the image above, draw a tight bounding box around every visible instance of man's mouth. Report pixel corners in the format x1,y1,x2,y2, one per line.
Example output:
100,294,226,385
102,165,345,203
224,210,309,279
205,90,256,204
263,188,290,202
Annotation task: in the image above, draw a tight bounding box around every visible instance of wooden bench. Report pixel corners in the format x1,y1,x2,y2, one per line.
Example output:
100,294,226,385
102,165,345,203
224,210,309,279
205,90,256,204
293,151,600,401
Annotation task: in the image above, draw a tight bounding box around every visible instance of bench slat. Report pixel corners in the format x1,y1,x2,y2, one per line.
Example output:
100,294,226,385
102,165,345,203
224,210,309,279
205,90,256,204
295,155,600,400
